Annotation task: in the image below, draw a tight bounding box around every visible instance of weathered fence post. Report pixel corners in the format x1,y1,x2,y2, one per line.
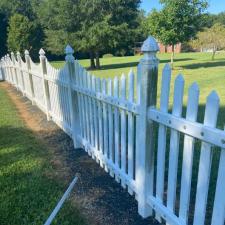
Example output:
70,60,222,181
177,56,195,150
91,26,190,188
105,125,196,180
0,58,4,81
65,45,82,148
16,51,25,95
136,36,159,217
39,48,51,120
25,50,35,104
7,54,13,84
11,52,19,90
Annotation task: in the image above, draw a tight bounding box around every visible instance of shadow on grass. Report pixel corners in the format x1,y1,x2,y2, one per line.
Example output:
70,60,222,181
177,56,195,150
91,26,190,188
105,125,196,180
86,58,194,71
182,59,225,69
0,125,85,225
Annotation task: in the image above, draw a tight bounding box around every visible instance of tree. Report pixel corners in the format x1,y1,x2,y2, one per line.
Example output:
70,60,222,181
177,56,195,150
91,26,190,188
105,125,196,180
7,14,33,53
190,23,225,60
37,0,81,55
39,0,141,69
0,0,43,57
146,0,208,68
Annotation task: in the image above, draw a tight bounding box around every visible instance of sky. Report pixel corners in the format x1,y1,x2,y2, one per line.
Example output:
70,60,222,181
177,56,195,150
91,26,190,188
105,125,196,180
141,0,225,14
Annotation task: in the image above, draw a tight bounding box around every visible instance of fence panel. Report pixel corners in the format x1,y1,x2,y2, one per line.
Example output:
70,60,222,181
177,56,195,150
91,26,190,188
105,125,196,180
1,35,225,225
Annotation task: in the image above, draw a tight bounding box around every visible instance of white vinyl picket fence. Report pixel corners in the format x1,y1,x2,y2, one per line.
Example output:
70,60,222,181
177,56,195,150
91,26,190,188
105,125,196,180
0,36,225,225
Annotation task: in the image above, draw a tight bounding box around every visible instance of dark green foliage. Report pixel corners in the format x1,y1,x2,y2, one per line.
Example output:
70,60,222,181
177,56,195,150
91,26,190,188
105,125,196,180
0,0,43,58
39,0,141,68
0,13,7,57
7,14,33,53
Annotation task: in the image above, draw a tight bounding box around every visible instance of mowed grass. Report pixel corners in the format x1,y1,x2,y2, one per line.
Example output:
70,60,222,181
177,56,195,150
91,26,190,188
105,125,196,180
0,87,86,225
51,52,225,112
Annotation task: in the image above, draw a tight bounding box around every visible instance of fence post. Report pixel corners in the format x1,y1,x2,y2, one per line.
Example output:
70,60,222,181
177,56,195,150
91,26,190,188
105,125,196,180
0,58,4,81
11,52,19,90
16,51,25,95
136,36,159,218
25,50,35,104
65,45,82,148
6,54,13,84
39,48,51,121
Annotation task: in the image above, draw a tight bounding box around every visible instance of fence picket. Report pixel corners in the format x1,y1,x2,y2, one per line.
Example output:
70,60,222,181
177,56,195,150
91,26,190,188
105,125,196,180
78,65,86,141
128,70,135,194
211,137,225,225
155,63,171,222
88,73,94,153
97,78,104,167
193,91,220,225
120,74,127,188
2,36,225,225
92,76,99,158
179,82,199,224
114,76,120,182
167,74,184,217
74,61,83,139
102,79,109,171
107,78,114,177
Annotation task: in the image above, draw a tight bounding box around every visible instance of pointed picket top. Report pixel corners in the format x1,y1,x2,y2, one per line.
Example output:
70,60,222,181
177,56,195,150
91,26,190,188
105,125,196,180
189,82,199,93
11,51,14,56
128,69,134,101
163,63,171,72
128,69,134,77
207,90,219,103
121,73,126,89
173,73,185,115
39,48,45,56
175,73,185,85
24,49,29,56
204,90,220,125
16,51,21,57
186,82,199,120
141,36,159,53
114,76,118,85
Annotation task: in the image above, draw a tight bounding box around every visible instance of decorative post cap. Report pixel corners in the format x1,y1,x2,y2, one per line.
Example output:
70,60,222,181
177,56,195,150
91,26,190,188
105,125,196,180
16,51,20,56
65,44,74,54
25,49,29,56
65,44,74,62
39,48,45,56
11,52,14,56
141,36,159,53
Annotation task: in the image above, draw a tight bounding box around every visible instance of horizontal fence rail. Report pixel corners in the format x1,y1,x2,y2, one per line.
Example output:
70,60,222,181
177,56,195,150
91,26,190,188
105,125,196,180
0,36,225,225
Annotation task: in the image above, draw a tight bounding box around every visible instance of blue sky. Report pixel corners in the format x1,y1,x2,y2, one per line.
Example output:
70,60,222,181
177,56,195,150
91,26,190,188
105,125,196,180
141,0,225,14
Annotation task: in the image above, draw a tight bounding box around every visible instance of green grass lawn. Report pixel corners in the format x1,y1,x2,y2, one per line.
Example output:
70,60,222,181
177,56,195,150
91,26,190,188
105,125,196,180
0,87,86,225
51,52,225,109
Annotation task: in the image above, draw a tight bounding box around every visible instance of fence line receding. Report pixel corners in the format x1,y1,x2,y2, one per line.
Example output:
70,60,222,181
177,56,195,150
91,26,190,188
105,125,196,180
1,36,225,225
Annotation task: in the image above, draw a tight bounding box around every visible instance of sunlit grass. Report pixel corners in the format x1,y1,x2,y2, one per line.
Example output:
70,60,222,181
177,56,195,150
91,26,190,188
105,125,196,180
0,87,86,225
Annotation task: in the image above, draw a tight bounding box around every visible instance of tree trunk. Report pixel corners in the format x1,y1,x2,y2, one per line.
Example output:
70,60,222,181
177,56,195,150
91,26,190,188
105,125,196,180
89,51,96,69
212,47,216,61
95,51,100,69
171,44,175,69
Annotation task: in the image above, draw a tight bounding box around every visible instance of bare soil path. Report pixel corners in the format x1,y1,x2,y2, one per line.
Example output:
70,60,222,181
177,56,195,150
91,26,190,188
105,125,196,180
0,82,159,225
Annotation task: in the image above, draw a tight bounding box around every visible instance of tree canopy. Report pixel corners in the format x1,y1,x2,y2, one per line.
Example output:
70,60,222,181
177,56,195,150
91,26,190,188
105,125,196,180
145,0,208,66
38,0,141,68
190,23,225,60
7,14,33,53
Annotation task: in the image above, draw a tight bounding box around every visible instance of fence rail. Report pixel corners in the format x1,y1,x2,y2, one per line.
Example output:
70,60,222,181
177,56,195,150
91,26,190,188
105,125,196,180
1,36,225,225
